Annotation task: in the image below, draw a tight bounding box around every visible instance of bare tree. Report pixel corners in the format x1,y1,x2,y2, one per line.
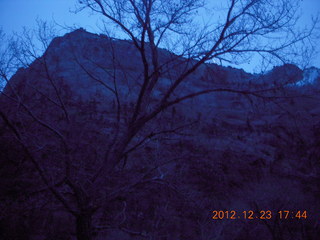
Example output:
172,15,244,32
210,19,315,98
0,1,319,240
76,0,317,178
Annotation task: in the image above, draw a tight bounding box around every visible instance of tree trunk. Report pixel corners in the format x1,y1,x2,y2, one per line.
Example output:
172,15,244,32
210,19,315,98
76,212,92,240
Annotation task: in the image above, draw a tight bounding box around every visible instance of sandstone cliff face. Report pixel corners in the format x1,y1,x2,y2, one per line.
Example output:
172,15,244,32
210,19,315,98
1,29,320,240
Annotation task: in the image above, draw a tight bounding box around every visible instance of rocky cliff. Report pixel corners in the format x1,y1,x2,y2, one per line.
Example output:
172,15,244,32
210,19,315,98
1,28,320,240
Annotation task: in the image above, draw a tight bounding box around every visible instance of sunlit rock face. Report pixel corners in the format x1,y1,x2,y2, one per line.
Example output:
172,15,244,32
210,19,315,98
1,29,320,240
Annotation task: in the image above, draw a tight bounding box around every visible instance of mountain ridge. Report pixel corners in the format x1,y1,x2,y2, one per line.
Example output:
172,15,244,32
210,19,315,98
5,28,319,99
1,28,320,240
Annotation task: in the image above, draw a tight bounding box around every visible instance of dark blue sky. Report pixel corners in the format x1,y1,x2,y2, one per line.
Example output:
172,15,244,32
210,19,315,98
1,0,319,73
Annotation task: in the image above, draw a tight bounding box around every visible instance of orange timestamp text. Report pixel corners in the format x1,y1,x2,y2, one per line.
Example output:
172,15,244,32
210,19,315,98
211,210,307,220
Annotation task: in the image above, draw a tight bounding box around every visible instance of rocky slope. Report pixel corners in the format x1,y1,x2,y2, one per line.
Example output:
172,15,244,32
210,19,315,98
1,28,320,240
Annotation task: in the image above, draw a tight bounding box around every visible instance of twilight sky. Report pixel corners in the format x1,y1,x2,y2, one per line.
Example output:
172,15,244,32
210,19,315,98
0,0,319,73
